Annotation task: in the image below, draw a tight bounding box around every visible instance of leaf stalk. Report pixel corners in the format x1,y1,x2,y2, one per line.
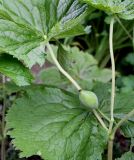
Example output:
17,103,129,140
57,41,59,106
93,109,108,131
109,18,115,133
46,43,82,91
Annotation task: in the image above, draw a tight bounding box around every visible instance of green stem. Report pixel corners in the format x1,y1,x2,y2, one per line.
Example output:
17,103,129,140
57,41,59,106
108,109,134,160
112,109,134,138
97,109,111,123
108,138,114,160
47,43,107,131
93,109,108,131
1,75,6,160
109,18,115,133
46,43,82,91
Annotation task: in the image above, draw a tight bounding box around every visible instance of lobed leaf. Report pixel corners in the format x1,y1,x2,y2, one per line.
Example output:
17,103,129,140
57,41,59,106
81,0,134,20
0,0,89,68
6,85,108,160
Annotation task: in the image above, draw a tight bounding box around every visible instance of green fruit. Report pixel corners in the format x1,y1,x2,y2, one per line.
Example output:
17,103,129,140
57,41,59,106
79,90,98,110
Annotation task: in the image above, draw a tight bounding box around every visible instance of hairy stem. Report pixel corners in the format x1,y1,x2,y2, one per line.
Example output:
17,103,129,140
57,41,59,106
109,18,115,133
93,109,108,131
46,43,82,91
1,75,6,160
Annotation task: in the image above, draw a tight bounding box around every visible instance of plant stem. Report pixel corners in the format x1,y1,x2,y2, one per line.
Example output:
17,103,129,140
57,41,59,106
47,43,107,131
46,43,82,91
108,138,114,160
116,16,133,41
97,109,111,123
108,109,134,160
93,109,108,131
109,18,115,133
112,109,134,138
1,75,6,160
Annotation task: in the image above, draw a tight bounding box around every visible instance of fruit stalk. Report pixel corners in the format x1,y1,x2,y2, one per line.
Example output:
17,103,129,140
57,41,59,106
47,43,107,131
46,43,82,91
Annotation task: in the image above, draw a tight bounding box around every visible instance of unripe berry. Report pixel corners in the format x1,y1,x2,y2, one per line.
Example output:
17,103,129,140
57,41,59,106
79,90,98,110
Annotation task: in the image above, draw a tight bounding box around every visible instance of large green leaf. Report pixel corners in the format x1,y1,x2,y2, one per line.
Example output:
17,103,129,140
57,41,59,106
0,54,33,86
116,152,134,160
6,86,108,160
0,0,90,68
81,0,134,20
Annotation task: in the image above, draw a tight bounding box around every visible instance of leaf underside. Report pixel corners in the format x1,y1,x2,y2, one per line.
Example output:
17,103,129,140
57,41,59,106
81,0,134,20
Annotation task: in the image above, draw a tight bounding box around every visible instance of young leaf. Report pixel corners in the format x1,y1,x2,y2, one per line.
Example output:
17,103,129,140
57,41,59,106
0,0,90,68
116,151,134,160
0,54,33,86
6,86,108,160
81,0,134,20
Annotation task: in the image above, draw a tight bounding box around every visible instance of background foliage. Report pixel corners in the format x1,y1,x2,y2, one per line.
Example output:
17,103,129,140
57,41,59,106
0,0,134,160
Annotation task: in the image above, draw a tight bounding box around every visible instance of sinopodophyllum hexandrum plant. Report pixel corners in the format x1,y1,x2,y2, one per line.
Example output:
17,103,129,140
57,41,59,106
0,0,133,160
